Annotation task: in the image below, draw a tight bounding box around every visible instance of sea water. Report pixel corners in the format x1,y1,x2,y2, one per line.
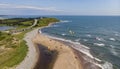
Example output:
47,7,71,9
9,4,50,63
41,16,120,69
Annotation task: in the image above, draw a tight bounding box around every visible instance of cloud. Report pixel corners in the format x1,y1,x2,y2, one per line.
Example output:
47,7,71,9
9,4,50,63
0,3,64,12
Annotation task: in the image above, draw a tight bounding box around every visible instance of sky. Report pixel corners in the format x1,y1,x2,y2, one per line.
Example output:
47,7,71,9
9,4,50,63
0,0,120,15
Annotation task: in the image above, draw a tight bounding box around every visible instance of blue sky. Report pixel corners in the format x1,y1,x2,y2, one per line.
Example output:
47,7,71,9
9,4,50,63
0,0,120,15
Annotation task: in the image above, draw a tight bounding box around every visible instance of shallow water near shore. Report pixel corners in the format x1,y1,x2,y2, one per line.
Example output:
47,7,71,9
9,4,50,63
41,16,120,69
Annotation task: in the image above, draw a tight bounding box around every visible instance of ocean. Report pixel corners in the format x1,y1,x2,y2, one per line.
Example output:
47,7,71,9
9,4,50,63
41,16,120,69
0,15,120,69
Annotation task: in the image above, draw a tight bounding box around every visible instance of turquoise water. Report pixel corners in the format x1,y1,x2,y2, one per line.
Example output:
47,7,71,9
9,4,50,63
41,16,120,69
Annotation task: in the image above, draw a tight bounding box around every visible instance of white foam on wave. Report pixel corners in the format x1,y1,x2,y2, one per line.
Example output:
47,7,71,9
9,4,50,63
96,37,105,41
94,43,105,47
110,45,118,56
39,29,113,69
52,25,59,27
109,38,116,41
61,33,66,36
60,20,72,23
86,34,92,37
102,62,113,69
114,31,119,36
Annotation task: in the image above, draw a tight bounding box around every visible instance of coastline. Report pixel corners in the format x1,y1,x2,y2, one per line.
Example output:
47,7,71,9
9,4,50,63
15,21,100,69
33,32,83,69
35,21,103,69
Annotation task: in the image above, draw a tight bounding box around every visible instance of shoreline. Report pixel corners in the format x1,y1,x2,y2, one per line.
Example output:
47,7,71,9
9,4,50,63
33,32,83,69
53,39,101,69
15,22,61,69
37,22,103,69
16,21,100,69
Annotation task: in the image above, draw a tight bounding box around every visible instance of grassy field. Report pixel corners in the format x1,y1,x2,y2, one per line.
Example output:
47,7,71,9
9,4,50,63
0,31,28,69
0,17,59,69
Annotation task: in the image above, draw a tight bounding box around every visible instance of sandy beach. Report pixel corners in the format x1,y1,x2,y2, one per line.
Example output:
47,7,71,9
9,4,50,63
33,32,83,69
15,26,83,69
15,25,101,69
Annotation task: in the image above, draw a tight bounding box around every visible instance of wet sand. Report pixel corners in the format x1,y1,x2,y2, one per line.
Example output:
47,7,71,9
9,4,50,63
16,27,101,69
53,39,101,69
16,23,101,69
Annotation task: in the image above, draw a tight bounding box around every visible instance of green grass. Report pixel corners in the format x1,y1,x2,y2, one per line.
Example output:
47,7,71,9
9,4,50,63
0,17,60,69
37,18,59,27
0,41,28,69
0,31,28,69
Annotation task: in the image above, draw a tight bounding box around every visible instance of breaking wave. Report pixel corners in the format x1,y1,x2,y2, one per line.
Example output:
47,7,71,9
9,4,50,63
94,43,105,47
60,20,72,23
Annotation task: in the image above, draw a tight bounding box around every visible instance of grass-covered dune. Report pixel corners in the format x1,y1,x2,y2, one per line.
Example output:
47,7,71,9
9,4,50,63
0,31,28,69
0,18,34,30
37,17,60,27
0,18,33,26
0,17,59,69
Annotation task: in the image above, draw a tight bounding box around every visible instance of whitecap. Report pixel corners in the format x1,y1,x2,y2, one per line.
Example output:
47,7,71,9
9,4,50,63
114,31,119,36
109,38,116,41
86,34,92,37
60,20,72,23
61,33,66,36
96,37,105,41
102,62,113,69
94,43,105,47
110,45,118,56
52,25,59,27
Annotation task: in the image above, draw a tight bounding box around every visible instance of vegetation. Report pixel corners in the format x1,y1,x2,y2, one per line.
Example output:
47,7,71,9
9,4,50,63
37,18,60,27
0,17,59,69
0,18,34,30
0,18,33,26
0,31,28,69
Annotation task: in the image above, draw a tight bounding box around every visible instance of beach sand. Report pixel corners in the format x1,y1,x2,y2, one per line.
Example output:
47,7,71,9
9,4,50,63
33,32,83,69
15,27,101,69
